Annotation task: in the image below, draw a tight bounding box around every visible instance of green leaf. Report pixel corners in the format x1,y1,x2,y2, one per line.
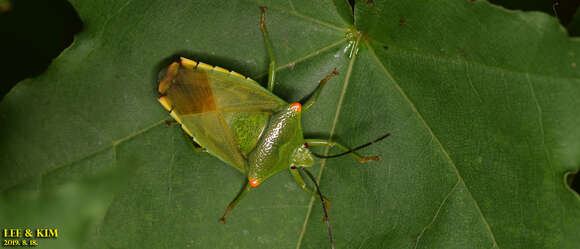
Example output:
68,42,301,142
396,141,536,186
1,0,579,248
0,163,132,249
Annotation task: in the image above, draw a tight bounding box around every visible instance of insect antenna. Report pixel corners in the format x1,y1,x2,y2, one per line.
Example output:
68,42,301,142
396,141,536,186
312,133,391,159
300,167,334,249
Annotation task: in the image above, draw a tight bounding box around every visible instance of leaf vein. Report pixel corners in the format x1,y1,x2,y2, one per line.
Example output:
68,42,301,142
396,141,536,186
295,34,361,249
464,61,483,103
251,1,348,32
413,181,459,249
0,119,166,192
525,73,566,227
253,38,347,80
288,0,296,12
366,37,579,82
366,40,500,249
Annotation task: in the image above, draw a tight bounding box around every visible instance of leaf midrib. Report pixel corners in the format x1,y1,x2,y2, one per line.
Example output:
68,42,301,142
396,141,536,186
1,1,520,247
295,34,362,249
364,39,501,248
365,37,579,82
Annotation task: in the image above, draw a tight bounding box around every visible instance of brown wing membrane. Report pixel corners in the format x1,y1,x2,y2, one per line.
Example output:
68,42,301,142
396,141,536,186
159,61,217,114
157,58,287,172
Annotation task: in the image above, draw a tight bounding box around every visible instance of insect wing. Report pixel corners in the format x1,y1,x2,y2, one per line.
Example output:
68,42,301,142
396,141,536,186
158,58,287,172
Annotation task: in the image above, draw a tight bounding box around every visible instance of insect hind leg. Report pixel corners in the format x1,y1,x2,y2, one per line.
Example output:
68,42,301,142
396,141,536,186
219,180,252,223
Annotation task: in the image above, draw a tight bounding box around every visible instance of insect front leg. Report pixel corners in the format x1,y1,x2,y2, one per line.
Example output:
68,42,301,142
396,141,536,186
165,117,207,153
260,7,277,92
165,120,180,126
305,139,380,163
219,180,252,224
302,69,339,112
289,166,331,210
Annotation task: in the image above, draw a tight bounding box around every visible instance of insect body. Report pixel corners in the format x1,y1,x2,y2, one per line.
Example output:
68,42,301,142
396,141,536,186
157,8,388,246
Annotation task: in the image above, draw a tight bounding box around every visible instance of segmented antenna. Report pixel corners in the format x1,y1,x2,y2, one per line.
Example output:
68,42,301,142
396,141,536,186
312,133,391,159
300,168,334,249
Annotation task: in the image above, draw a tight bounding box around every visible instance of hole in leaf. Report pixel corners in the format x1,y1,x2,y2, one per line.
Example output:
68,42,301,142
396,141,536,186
0,0,82,99
567,171,580,195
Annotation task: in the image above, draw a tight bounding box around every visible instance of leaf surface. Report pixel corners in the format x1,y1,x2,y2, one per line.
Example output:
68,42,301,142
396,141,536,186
1,0,579,248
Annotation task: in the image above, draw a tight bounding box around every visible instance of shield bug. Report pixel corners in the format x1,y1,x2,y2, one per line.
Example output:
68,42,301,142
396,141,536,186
157,7,389,248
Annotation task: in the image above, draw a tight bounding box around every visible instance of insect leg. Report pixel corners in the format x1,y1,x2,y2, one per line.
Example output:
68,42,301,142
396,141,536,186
260,7,277,92
179,132,206,153
166,117,207,153
187,139,206,153
289,167,331,210
302,69,339,112
299,168,334,248
165,120,180,126
219,180,252,224
305,139,380,163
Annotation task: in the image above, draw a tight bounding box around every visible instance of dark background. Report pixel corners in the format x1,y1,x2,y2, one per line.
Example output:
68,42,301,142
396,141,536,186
1,0,579,193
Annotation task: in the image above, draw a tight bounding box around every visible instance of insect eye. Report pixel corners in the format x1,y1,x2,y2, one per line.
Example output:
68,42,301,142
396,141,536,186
302,143,308,148
290,165,297,169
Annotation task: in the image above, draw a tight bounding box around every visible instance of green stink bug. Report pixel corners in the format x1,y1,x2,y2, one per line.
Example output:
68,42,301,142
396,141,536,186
157,7,389,247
